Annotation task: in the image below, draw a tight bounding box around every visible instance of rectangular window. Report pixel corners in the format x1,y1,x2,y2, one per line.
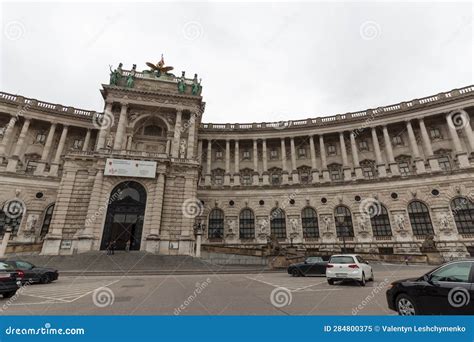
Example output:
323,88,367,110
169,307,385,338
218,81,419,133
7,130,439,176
271,174,281,185
429,127,442,140
330,169,341,180
242,150,251,160
327,144,336,156
215,151,223,160
242,175,252,185
392,135,403,146
270,149,278,159
438,156,451,171
363,167,374,179
298,148,306,158
398,161,411,176
214,175,223,185
300,172,310,184
358,140,369,151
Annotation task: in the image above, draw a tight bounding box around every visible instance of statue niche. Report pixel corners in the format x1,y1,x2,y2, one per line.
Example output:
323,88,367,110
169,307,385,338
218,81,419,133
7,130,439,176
130,117,168,153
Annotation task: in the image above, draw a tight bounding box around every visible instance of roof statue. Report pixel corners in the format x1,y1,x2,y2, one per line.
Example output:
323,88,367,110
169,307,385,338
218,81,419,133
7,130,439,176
146,54,174,77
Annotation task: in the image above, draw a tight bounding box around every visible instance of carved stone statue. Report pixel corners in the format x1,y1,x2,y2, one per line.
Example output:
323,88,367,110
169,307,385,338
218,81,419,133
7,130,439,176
109,63,123,86
177,71,186,93
126,64,136,88
227,219,236,234
106,133,115,149
394,214,406,231
179,139,187,158
258,218,268,234
290,218,298,233
438,213,451,231
323,216,331,232
420,235,438,253
192,74,201,95
357,215,367,231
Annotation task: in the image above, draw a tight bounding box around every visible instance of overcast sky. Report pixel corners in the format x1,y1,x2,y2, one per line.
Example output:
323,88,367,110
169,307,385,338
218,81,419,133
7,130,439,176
0,1,472,123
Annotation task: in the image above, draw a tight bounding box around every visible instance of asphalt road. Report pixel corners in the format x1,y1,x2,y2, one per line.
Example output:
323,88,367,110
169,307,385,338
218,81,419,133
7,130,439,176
0,263,433,315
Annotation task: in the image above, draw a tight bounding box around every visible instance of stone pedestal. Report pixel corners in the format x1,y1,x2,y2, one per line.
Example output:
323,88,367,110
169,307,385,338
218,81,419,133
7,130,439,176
49,163,60,177
311,170,319,183
224,173,231,186
281,172,289,185
204,174,211,186
425,252,443,265
291,171,299,184
376,163,387,178
262,173,269,185
41,234,63,255
6,157,19,172
354,167,363,180
456,152,470,168
343,167,352,181
321,170,330,183
252,173,260,186
34,162,47,176
0,230,11,257
414,158,426,174
233,173,240,186
427,156,440,172
75,233,95,253
388,162,399,176
144,234,160,253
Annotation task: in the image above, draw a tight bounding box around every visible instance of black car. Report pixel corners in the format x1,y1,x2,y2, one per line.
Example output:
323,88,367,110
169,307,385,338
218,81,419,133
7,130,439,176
0,262,20,299
386,259,474,315
287,257,328,277
1,260,59,285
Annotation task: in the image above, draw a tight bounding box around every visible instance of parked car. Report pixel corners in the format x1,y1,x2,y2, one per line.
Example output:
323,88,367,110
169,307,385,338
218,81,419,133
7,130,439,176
386,259,474,315
326,254,374,286
287,256,328,277
0,261,20,299
1,260,58,285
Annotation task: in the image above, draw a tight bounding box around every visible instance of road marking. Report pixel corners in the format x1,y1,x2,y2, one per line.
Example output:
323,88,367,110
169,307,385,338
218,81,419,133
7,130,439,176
10,279,120,305
245,276,334,292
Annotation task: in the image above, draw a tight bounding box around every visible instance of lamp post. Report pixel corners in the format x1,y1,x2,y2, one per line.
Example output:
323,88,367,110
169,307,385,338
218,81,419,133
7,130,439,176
335,213,346,253
0,226,12,257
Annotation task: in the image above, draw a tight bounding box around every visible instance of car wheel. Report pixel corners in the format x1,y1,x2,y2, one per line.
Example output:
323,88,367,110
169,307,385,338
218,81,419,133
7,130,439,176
396,294,418,316
40,274,51,284
291,269,301,277
327,279,334,285
3,291,17,299
359,273,366,286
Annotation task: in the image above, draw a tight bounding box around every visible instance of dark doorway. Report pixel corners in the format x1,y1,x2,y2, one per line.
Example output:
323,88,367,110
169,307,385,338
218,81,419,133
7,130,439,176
100,181,147,251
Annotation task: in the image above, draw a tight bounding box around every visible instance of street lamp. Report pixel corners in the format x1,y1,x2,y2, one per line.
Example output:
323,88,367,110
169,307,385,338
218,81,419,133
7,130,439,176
193,220,206,258
334,212,347,253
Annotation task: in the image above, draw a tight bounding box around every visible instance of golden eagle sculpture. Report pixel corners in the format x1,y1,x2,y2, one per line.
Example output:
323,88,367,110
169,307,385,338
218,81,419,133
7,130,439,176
146,55,174,75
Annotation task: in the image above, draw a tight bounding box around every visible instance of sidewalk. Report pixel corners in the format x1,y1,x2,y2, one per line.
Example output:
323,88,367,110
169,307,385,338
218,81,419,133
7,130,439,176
6,251,281,276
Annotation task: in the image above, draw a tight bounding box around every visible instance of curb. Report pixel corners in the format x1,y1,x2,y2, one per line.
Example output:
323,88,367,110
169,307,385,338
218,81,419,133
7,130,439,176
60,269,285,276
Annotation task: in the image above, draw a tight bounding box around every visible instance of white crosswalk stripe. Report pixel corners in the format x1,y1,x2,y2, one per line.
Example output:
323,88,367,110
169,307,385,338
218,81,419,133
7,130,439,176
11,279,120,304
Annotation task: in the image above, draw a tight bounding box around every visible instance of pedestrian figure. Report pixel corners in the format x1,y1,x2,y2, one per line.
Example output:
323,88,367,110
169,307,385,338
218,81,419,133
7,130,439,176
125,239,130,252
107,240,116,255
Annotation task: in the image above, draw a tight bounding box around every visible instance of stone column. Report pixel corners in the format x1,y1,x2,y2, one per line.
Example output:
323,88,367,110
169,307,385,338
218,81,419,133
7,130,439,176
96,102,112,150
446,113,470,168
49,125,68,176
171,110,183,158
262,139,269,185
290,137,299,183
82,129,91,152
309,135,319,183
35,123,57,175
233,140,240,186
76,169,103,252
253,139,260,185
145,172,166,253
371,127,387,177
197,139,203,161
6,118,31,172
224,139,231,185
280,138,289,184
382,125,399,176
186,114,196,159
0,116,17,161
418,118,440,172
339,132,352,180
319,135,330,182
463,116,474,154
350,132,363,179
113,103,128,150
406,120,426,174
205,140,212,185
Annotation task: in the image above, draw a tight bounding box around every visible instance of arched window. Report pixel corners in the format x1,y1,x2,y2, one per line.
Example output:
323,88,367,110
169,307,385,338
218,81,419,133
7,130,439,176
208,209,224,239
301,207,319,238
334,206,354,237
239,209,255,239
40,204,55,237
408,201,434,236
451,197,474,234
270,208,286,238
143,125,163,136
370,204,392,236
0,200,24,236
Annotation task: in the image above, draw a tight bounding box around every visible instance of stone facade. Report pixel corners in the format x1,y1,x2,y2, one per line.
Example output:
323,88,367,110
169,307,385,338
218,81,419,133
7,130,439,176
0,66,473,259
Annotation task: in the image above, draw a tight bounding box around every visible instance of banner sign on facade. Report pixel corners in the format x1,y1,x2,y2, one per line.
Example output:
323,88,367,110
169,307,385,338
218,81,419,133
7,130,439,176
104,158,157,178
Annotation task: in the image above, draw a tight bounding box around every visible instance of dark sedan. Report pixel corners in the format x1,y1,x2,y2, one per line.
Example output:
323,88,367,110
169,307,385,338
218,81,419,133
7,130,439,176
287,257,328,277
0,262,20,299
1,260,59,285
387,259,474,315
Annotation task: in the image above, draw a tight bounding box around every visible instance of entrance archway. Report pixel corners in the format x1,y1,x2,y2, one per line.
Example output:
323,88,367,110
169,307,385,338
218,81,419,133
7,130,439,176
100,181,147,251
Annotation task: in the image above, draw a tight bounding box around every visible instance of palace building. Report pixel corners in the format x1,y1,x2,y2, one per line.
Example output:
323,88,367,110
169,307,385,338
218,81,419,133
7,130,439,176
0,62,474,259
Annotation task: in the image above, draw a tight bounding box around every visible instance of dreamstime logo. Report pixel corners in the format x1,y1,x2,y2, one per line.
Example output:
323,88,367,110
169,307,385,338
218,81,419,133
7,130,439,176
3,198,26,219
448,109,470,130
92,287,115,308
448,287,470,308
92,111,114,131
359,198,382,218
270,287,292,308
4,21,25,41
182,21,203,41
182,198,204,218
359,21,381,41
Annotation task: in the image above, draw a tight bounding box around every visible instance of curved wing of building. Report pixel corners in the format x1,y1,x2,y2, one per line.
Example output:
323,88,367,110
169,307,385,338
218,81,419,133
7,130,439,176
0,64,473,260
